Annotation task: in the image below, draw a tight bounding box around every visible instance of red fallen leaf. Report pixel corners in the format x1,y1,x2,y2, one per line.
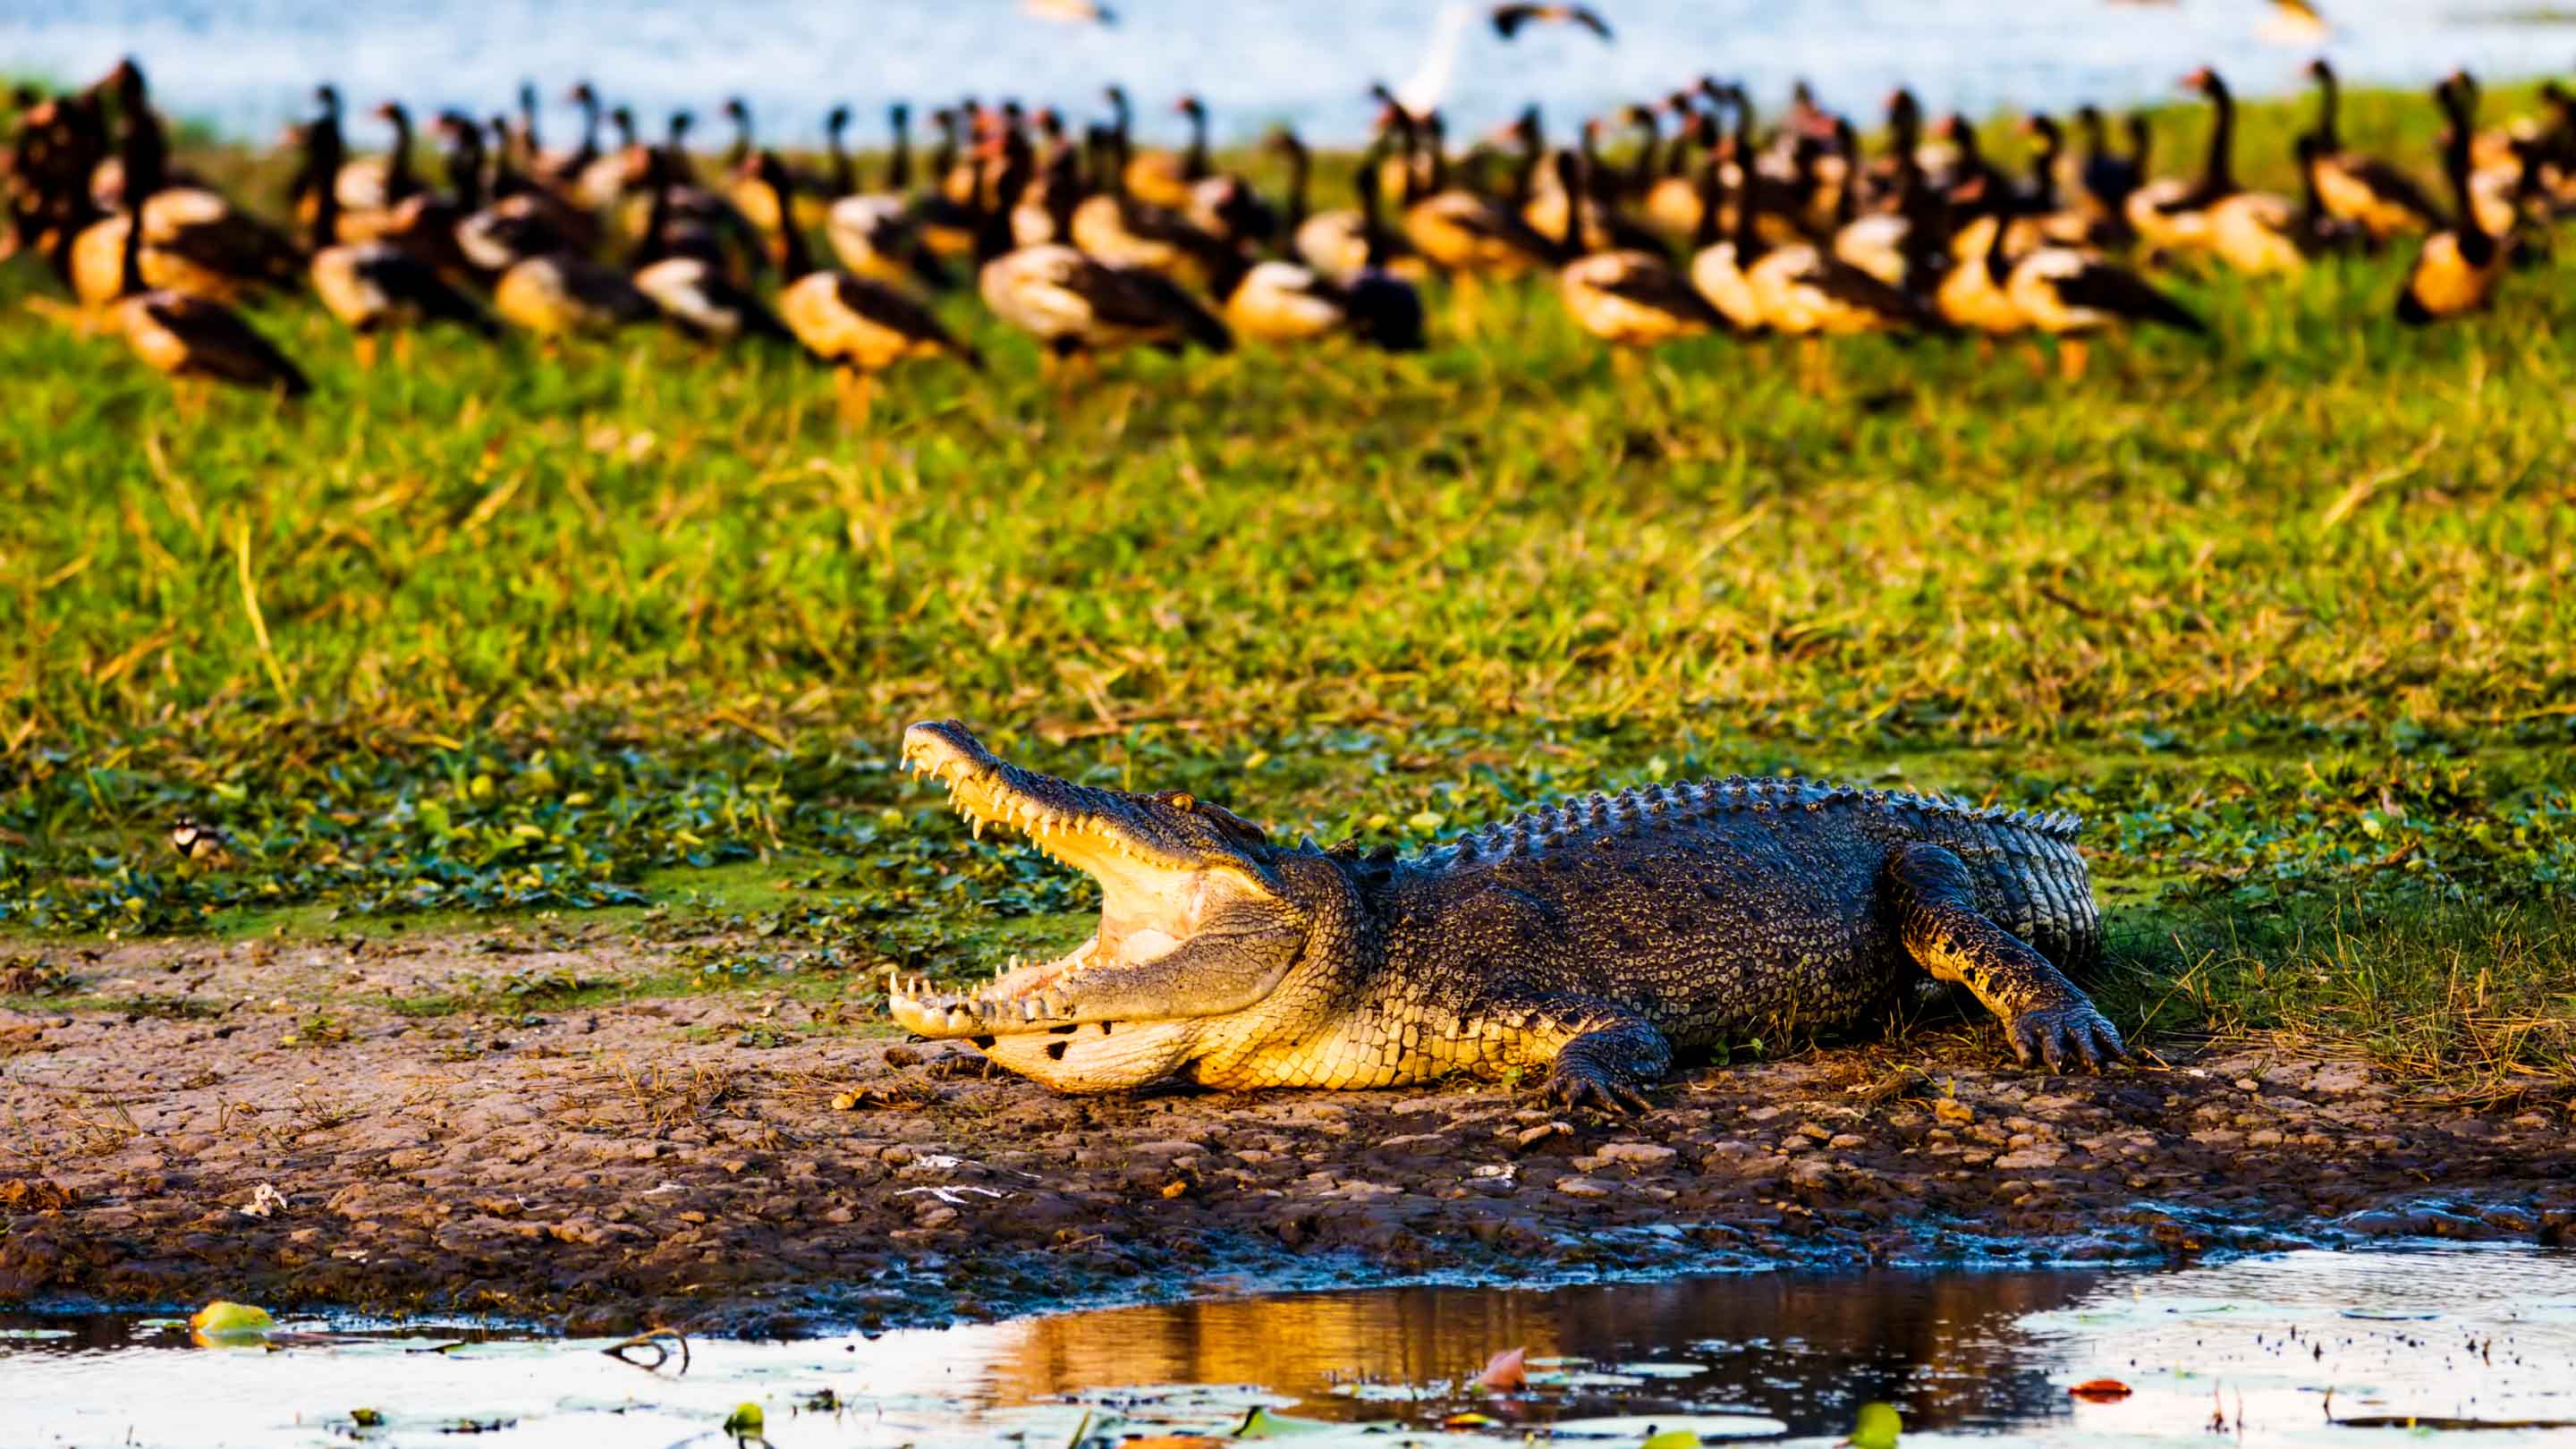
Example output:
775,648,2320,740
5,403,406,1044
1475,1345,1529,1391
2070,1378,2133,1402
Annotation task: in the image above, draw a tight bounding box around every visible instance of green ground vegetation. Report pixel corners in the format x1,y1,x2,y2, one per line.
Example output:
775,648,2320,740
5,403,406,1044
2,81,2570,1092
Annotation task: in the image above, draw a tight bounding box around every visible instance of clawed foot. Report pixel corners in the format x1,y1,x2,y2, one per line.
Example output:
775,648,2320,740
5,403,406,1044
1543,1060,1655,1115
2007,1001,2129,1072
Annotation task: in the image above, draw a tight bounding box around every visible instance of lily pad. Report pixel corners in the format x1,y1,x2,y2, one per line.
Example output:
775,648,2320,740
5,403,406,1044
1542,1413,1790,1441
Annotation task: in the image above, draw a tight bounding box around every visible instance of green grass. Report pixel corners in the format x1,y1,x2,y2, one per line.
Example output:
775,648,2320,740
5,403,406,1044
2,82,2572,1090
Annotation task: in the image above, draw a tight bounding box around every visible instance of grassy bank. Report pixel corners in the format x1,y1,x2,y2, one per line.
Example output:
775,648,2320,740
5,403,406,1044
2,81,2572,1094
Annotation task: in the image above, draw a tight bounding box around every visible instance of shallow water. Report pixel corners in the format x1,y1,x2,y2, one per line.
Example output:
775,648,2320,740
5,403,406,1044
6,1246,2575,1447
6,1,2576,148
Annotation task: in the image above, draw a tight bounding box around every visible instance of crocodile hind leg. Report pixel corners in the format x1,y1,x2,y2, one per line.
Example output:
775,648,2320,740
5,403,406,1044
1884,843,2128,1072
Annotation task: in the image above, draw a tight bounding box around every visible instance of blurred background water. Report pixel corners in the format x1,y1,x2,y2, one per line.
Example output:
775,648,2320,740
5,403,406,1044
7,2,2574,148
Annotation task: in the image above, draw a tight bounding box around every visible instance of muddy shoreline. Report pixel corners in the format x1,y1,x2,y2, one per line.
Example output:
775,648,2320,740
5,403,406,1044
2,933,2569,1337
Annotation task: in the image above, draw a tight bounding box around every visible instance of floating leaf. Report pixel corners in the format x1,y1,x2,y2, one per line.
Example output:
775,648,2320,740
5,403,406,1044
1475,1345,1528,1390
1641,1431,1699,1449
1847,1402,1902,1449
2069,1378,2132,1402
188,1301,275,1343
1233,1407,1338,1439
723,1402,765,1438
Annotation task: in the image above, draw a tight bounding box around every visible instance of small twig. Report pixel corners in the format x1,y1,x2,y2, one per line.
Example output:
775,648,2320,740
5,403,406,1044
604,1326,691,1377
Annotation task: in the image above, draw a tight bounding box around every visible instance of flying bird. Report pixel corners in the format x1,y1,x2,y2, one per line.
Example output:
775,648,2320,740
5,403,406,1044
2258,0,2330,45
1491,4,1613,40
1022,0,1115,24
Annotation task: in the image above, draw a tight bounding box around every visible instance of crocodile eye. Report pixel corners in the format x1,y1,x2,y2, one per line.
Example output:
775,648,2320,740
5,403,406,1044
1166,792,1196,811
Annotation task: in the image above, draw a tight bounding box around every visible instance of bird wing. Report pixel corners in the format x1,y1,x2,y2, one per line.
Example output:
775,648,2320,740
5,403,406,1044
1802,258,1936,326
2050,260,2206,333
832,274,967,353
146,294,310,393
1398,2,1474,118
2342,156,2445,223
1595,261,1724,327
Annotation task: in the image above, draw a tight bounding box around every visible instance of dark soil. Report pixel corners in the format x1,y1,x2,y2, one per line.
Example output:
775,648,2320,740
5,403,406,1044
2,932,2568,1337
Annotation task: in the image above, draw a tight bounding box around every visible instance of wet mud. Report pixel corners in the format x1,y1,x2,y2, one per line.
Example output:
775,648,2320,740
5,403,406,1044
1,932,2568,1336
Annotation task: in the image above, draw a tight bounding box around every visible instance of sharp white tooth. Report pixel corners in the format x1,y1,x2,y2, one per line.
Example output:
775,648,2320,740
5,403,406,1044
970,818,984,840
1021,1000,1039,1022
886,968,900,998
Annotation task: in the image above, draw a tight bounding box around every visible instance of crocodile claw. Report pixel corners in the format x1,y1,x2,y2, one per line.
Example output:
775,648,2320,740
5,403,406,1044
2008,1001,2128,1073
1544,1061,1655,1115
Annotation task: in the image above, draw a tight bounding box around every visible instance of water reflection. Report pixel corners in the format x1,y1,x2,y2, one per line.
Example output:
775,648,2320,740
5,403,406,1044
990,1269,2109,1436
4,1250,2572,1446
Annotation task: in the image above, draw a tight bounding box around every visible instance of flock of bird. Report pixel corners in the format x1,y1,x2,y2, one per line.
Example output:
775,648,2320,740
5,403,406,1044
4,40,2574,414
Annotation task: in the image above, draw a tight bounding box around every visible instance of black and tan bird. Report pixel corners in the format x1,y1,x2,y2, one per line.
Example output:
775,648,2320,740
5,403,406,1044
302,115,496,364
1390,109,1561,330
631,148,792,343
167,816,233,868
2396,78,2509,325
2301,59,2444,242
975,131,1233,374
1215,140,1424,352
750,150,980,420
100,165,309,398
1549,152,1724,354
1490,4,1613,41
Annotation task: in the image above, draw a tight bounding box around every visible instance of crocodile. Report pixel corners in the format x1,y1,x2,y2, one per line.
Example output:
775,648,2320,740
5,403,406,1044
887,720,2127,1111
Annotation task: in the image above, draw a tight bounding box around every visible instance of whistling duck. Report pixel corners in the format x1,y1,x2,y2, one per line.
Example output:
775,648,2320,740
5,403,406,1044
301,115,493,362
545,81,604,190
8,86,109,263
2286,132,2368,256
912,106,982,258
1211,153,1424,355
494,247,655,337
721,97,826,233
1745,202,1937,340
104,165,308,397
1936,207,2027,338
2003,232,2205,380
1069,113,1235,287
1688,107,1767,334
977,131,1233,371
70,97,301,307
826,109,953,292
1551,152,1724,353
2178,71,2303,274
1640,98,1715,241
2301,60,2442,242
1106,87,1192,209
82,61,212,210
1833,122,1949,292
1276,127,1423,283
2441,73,2542,244
333,98,425,221
574,104,639,211
2124,84,2223,252
2072,106,2146,239
631,148,792,343
1394,109,1558,327
748,150,978,418
2397,79,2509,325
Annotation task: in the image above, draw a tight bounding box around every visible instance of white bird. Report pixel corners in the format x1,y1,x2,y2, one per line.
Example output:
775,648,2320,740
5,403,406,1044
1395,3,1476,122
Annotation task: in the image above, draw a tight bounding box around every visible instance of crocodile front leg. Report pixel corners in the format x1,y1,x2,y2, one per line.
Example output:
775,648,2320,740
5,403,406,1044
1483,996,1674,1114
1884,843,2128,1072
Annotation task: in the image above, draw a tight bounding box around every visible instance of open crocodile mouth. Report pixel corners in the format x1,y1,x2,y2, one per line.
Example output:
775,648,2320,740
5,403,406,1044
886,722,1220,1038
